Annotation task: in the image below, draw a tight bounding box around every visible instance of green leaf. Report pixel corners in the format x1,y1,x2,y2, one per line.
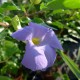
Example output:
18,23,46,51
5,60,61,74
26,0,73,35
0,29,7,40
0,76,12,80
63,0,80,9
20,5,26,12
12,15,21,30
0,7,4,13
30,0,41,5
63,74,70,80
3,16,11,21
3,40,20,58
1,61,19,75
52,21,64,29
33,17,44,23
40,2,47,10
59,50,80,79
46,0,80,10
1,2,20,11
51,9,71,15
46,0,66,10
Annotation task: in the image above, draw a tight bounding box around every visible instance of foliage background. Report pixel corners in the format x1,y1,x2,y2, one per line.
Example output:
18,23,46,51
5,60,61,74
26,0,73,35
0,0,80,80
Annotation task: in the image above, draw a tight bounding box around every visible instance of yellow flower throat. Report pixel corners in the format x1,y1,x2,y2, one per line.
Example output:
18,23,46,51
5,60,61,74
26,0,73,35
32,38,40,45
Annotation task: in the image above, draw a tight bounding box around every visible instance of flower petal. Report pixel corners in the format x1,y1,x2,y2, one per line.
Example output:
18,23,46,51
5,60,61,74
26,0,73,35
41,29,63,50
43,45,56,68
29,22,48,38
21,40,56,71
11,26,33,41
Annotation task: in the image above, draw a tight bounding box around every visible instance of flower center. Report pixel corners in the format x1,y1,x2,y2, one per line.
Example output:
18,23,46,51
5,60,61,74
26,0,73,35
32,38,40,45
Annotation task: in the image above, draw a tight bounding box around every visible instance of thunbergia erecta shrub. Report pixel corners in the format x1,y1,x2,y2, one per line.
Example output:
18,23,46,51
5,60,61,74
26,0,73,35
11,22,63,71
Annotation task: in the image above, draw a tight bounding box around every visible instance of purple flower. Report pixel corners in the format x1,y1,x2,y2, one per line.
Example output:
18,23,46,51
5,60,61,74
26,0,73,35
11,22,63,71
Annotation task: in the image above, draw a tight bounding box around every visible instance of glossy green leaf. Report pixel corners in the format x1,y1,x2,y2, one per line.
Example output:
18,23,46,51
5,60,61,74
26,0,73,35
0,76,12,80
12,15,21,30
59,50,80,79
